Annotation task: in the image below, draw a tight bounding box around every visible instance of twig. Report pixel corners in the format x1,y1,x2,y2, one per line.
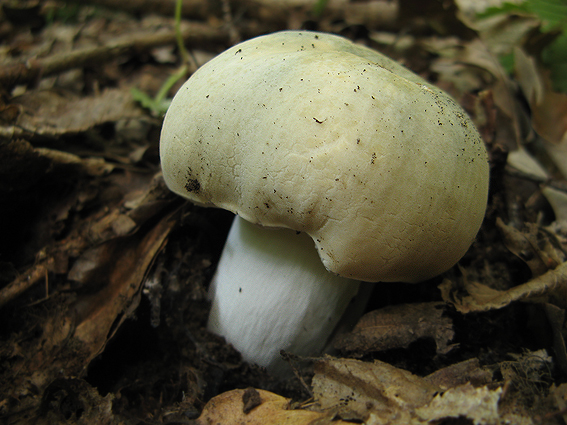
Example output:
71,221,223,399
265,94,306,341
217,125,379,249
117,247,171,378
63,0,216,20
0,259,53,308
62,0,399,30
0,22,230,89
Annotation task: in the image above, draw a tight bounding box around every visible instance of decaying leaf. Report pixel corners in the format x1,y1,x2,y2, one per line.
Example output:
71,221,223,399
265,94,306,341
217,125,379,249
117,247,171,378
540,304,567,373
549,383,567,424
0,210,177,414
531,78,567,145
70,209,177,360
507,146,548,179
496,217,566,275
415,383,502,425
36,378,115,425
195,388,346,425
311,357,528,424
334,302,455,356
2,88,144,140
439,260,567,313
514,47,545,107
542,186,567,222
424,358,493,390
312,357,440,422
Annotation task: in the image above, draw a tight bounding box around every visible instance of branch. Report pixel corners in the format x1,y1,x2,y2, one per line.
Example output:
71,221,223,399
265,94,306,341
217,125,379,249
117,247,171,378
61,0,399,29
0,259,52,308
0,22,230,89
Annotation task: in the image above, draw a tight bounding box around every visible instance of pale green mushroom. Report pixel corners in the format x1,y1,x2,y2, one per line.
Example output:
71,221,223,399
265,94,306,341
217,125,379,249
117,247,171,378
160,31,489,374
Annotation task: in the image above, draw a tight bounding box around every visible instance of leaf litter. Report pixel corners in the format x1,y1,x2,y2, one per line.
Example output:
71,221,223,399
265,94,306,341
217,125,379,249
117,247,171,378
2,0,567,424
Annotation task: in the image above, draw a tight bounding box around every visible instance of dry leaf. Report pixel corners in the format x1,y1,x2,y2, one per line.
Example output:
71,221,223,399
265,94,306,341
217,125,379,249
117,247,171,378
507,147,548,179
4,88,143,140
312,357,439,422
35,378,115,424
415,383,502,425
424,358,493,390
439,260,567,313
334,302,455,356
0,210,177,407
520,54,567,180
549,383,567,424
532,82,567,148
542,186,567,223
312,358,529,424
71,210,177,360
514,47,545,106
543,303,567,374
195,388,345,425
496,218,565,275
474,12,540,58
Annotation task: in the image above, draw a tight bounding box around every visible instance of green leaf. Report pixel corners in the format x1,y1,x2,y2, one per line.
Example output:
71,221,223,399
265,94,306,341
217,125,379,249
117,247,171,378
542,32,567,92
154,65,188,106
500,51,516,74
130,87,157,111
476,2,529,19
131,65,187,116
477,0,567,93
526,0,567,31
313,0,329,16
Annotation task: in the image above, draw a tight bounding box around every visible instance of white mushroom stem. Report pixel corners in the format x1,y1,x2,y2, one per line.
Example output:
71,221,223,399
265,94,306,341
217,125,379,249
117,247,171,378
207,216,361,375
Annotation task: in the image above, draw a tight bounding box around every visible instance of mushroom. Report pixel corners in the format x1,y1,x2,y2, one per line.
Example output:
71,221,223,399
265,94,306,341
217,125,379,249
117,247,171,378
160,31,489,374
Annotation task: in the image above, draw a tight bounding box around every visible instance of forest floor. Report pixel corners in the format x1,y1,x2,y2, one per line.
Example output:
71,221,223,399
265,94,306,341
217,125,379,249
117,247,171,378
2,0,567,424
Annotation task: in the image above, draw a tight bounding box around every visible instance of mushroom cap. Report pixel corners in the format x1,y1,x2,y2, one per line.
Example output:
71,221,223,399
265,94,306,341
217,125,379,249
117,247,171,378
160,31,489,283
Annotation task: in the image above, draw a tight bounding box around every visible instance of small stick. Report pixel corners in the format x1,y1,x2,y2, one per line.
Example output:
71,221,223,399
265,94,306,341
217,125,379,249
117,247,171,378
0,22,229,89
0,259,52,308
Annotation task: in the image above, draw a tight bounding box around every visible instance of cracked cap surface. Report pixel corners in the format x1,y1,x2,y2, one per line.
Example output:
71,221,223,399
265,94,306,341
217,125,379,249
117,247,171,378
160,31,489,282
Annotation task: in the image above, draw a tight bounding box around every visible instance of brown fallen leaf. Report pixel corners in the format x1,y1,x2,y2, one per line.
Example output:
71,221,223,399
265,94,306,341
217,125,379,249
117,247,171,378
71,209,178,361
424,358,493,391
496,218,565,276
549,383,567,424
542,186,567,223
415,383,502,425
311,357,530,424
530,73,567,168
0,209,177,413
6,88,143,140
0,139,118,303
509,46,567,181
0,169,175,307
0,22,232,90
35,378,115,425
312,357,440,422
439,260,567,313
195,388,346,425
514,47,545,108
334,302,455,356
542,304,567,374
